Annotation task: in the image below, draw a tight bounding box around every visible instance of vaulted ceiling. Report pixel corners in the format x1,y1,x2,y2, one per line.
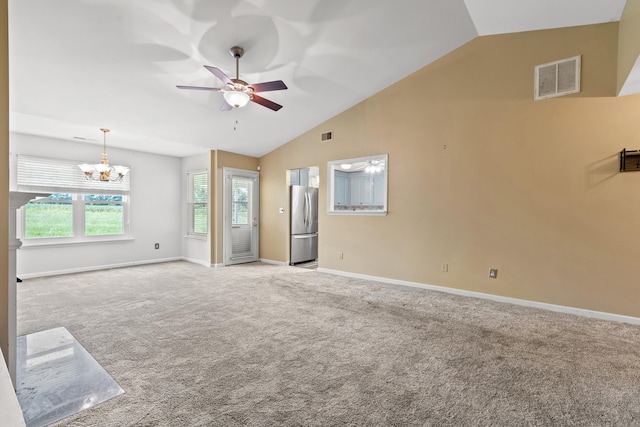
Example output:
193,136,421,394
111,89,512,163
8,0,628,158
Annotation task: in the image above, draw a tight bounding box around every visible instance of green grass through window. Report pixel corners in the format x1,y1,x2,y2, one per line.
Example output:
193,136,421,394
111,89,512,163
85,204,123,235
25,203,73,238
25,202,124,238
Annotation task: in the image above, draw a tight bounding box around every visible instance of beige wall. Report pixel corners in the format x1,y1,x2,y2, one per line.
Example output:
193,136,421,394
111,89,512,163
0,0,8,364
210,150,258,265
618,0,640,93
259,23,640,317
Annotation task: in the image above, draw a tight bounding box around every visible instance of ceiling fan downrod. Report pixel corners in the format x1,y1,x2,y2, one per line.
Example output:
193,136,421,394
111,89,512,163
229,46,244,81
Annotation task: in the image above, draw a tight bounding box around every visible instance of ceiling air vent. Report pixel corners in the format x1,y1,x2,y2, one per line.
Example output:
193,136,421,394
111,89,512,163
321,131,333,142
534,55,581,100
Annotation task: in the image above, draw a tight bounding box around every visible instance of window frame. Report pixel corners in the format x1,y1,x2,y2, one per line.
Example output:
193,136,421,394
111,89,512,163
187,169,208,238
16,154,132,246
19,192,131,246
231,177,250,226
327,154,388,216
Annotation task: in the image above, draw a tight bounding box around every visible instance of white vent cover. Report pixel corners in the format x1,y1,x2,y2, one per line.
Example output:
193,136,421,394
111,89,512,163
534,55,581,100
321,131,333,142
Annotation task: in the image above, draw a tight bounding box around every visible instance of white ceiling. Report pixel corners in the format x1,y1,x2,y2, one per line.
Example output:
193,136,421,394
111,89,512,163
8,0,628,158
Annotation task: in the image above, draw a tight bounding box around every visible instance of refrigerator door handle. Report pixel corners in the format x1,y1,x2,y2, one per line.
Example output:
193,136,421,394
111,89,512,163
308,192,312,229
302,192,307,229
293,233,318,239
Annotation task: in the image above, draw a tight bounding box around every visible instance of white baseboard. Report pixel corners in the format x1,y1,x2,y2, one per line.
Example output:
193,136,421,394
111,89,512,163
180,257,211,267
19,257,182,279
259,258,288,266
317,268,640,326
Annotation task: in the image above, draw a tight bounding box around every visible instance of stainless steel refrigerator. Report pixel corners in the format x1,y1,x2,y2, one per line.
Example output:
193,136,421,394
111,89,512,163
290,185,318,264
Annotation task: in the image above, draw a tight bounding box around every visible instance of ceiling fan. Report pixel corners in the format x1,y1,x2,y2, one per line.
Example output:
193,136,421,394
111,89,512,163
177,46,287,111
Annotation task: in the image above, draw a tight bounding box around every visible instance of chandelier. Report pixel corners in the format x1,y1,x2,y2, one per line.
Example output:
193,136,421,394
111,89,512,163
78,128,129,182
365,160,385,174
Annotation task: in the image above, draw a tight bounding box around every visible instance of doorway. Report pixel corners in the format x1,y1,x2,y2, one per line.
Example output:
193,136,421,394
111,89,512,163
288,166,320,268
223,168,259,265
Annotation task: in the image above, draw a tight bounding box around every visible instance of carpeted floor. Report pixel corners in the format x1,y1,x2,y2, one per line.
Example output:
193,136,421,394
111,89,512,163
16,261,640,426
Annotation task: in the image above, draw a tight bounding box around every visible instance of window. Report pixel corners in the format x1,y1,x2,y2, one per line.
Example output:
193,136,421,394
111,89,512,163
327,154,388,216
17,155,131,244
84,195,124,236
24,193,73,239
232,178,249,225
23,193,129,241
188,170,208,236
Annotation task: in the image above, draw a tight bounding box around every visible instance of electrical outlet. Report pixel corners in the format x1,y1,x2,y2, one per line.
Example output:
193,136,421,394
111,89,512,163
489,268,498,278
338,251,343,260
155,243,159,250
441,263,448,272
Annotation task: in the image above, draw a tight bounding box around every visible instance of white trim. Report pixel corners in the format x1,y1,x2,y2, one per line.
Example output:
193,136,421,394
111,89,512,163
186,169,208,236
20,237,134,248
183,234,207,241
259,258,287,266
327,211,387,216
223,168,260,266
19,257,181,279
317,268,640,326
327,154,388,216
180,256,211,268
211,263,225,268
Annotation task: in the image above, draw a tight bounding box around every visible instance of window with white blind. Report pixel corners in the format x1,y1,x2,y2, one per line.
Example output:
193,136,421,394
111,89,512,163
232,178,249,225
17,155,131,244
187,170,208,237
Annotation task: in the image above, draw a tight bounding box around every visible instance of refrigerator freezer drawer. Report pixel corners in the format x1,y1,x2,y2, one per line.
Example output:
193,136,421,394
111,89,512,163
290,233,318,264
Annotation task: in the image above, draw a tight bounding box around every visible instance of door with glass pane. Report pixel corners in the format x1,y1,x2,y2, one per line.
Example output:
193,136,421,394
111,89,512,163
223,168,259,265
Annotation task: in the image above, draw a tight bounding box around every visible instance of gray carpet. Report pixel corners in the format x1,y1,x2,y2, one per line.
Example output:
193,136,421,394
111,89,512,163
16,261,640,426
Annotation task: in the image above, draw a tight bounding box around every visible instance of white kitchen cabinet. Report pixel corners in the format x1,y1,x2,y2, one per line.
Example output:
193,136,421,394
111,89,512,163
373,173,385,205
290,168,309,186
350,173,372,205
290,169,299,185
334,172,349,206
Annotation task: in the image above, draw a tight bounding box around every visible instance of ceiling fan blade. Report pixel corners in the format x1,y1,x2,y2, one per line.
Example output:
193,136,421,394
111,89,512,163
176,85,221,91
204,65,232,85
250,80,288,92
251,94,283,111
220,101,233,111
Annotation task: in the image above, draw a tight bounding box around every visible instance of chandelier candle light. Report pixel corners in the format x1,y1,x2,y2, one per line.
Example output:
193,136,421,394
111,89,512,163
365,160,385,174
78,128,129,182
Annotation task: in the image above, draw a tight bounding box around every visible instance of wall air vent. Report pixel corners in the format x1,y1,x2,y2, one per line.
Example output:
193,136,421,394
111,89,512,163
534,55,581,100
321,131,333,142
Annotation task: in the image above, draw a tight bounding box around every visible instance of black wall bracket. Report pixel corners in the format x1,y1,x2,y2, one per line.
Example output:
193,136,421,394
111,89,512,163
620,149,640,172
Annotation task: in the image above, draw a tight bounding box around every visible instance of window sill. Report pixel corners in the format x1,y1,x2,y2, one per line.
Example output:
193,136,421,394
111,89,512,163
328,210,387,216
20,237,134,249
184,234,207,241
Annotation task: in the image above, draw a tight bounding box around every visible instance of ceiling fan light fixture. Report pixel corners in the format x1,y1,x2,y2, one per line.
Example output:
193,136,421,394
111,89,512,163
223,90,250,108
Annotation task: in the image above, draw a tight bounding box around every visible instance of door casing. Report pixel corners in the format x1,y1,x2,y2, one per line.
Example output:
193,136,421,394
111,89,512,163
223,168,259,266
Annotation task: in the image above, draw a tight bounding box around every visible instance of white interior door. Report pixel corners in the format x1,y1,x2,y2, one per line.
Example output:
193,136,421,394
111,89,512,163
224,168,259,265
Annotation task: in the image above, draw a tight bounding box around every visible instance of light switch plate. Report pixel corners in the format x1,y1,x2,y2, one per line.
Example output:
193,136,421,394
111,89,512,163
489,268,498,278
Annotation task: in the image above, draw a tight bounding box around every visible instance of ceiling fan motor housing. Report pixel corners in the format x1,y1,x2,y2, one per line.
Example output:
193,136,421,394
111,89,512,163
229,46,245,59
